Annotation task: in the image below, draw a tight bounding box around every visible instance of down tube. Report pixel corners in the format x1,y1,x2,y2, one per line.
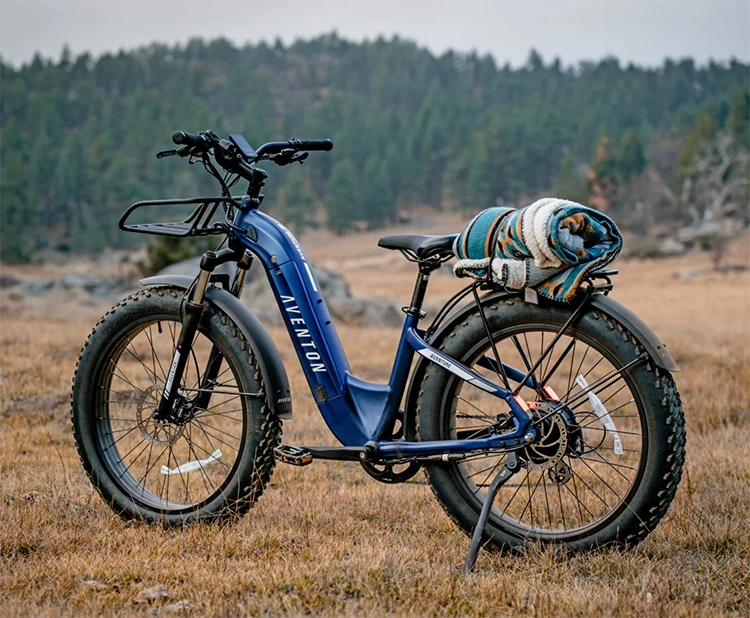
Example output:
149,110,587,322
266,262,384,445
234,209,379,445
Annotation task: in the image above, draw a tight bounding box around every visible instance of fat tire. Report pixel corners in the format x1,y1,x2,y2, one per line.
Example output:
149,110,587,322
417,297,686,551
70,286,282,524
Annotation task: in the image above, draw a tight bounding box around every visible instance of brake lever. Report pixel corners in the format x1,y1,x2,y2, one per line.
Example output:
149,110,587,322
156,149,178,159
271,149,309,166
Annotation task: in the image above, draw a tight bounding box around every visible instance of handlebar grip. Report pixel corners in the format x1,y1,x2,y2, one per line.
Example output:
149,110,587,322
172,131,209,148
298,139,333,152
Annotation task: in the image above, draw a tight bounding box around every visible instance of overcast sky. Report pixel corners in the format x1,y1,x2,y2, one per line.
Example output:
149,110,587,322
1,0,748,68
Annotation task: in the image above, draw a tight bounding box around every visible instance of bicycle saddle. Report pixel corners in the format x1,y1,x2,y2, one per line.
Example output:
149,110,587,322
377,234,457,259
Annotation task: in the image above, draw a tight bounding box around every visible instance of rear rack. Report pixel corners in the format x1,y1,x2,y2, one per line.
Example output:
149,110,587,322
584,268,619,294
118,196,243,237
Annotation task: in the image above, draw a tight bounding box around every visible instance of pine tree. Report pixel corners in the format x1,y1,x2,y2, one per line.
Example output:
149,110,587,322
727,89,750,150
675,111,718,193
554,153,587,204
618,129,646,181
325,160,358,234
277,168,315,235
587,133,618,211
360,156,395,229
465,133,496,211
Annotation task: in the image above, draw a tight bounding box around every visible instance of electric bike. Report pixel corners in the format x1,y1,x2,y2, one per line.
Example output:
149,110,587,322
71,130,686,569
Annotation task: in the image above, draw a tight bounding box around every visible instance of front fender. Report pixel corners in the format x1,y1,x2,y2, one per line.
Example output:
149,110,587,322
402,289,678,439
140,275,292,419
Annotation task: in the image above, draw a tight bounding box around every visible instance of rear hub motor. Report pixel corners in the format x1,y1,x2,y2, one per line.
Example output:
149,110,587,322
519,401,581,484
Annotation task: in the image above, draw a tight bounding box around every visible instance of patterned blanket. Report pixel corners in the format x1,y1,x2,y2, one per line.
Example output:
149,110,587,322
453,198,622,302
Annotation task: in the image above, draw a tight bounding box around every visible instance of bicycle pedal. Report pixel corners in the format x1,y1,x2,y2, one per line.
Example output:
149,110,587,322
274,445,313,466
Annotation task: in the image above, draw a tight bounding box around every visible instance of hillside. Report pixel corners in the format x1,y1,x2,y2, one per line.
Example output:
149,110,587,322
1,34,748,262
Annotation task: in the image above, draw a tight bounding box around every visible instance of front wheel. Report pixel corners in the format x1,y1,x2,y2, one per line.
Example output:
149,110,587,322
417,296,685,551
71,287,282,523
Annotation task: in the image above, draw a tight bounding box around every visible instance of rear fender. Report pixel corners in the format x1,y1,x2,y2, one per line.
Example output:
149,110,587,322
589,293,679,372
140,275,292,419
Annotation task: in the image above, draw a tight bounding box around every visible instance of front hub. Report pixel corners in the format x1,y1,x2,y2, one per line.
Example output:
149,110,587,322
136,385,185,446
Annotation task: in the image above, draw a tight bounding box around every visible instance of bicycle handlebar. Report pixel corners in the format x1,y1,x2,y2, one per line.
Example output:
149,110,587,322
172,131,211,148
255,138,333,157
166,130,333,190
171,131,333,160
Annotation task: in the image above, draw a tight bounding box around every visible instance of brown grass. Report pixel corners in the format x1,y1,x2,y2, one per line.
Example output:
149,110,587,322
1,229,749,618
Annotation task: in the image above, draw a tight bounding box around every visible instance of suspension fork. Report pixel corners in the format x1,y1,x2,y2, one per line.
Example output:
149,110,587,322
153,248,246,420
193,251,254,411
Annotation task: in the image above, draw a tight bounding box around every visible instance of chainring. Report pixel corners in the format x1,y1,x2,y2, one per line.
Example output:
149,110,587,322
360,459,422,484
360,411,422,484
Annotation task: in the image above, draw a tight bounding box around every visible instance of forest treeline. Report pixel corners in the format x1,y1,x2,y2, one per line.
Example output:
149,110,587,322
1,33,748,262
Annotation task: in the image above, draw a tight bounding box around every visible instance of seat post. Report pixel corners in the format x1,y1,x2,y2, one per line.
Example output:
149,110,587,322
405,261,440,318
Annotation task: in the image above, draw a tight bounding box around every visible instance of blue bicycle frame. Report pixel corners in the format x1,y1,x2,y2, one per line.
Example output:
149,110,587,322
228,203,536,459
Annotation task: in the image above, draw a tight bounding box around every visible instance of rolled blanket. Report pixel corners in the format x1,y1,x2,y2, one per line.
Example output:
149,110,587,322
453,198,622,302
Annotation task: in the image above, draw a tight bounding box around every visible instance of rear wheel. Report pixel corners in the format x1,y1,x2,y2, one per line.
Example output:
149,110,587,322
417,297,685,550
71,287,282,523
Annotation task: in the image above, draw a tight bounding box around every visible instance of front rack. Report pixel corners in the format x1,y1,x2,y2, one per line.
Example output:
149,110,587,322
118,196,243,237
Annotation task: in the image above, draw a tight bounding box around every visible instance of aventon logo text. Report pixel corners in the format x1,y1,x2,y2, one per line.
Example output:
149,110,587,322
281,296,327,372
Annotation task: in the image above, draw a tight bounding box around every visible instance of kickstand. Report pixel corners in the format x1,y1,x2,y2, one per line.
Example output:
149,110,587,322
464,452,519,573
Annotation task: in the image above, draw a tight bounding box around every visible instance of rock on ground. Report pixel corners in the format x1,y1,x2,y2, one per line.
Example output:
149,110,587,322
134,585,173,603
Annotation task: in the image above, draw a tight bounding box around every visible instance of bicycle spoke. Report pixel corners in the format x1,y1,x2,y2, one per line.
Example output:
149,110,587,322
555,477,568,531
108,359,146,396
101,424,141,452
145,325,168,383
117,438,150,477
501,468,529,515
467,458,506,481
167,444,193,505
580,451,636,480
540,338,576,388
456,395,496,420
562,472,597,522
511,335,537,385
192,417,241,444
542,469,553,529
473,459,504,495
123,342,161,387
194,408,243,421
566,339,578,397
584,453,639,472
518,470,544,530
568,462,611,510
185,422,216,496
191,421,235,465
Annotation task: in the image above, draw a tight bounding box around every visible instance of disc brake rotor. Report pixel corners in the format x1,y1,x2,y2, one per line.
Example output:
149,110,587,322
518,402,569,472
135,384,184,446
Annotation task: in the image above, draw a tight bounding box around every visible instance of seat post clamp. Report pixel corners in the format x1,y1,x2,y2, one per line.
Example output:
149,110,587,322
402,306,426,319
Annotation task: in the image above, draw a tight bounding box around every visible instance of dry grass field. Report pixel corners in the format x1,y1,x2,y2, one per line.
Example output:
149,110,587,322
1,224,749,618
